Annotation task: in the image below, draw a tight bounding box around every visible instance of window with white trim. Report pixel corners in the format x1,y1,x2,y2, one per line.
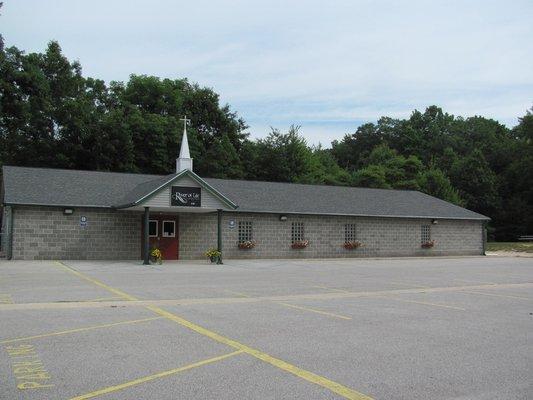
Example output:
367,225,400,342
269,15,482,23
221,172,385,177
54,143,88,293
291,222,304,243
345,224,357,242
421,225,431,243
148,220,158,237
162,220,176,237
238,221,253,243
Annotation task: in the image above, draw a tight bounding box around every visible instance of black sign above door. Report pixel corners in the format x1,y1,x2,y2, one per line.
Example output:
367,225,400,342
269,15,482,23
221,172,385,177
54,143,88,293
171,186,201,207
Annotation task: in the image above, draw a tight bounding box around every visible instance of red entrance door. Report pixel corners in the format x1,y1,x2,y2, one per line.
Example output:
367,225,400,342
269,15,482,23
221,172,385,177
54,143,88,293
142,215,179,260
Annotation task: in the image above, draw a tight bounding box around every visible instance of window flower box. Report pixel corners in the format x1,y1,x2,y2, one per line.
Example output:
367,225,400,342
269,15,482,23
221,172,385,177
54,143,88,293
421,240,435,248
238,240,256,249
343,240,362,250
291,240,309,249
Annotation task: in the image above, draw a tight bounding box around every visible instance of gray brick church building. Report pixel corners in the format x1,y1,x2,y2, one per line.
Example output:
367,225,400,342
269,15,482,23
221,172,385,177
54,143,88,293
1,123,489,261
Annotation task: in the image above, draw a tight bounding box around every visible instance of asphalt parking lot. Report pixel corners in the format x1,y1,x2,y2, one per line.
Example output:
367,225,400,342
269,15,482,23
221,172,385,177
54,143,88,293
0,256,531,400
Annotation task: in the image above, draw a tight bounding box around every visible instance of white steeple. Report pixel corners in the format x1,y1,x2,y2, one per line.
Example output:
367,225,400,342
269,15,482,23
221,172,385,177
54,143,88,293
176,116,193,172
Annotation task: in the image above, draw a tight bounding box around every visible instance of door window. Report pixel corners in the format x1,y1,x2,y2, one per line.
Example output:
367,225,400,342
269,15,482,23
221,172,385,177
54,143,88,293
162,220,176,238
148,220,158,237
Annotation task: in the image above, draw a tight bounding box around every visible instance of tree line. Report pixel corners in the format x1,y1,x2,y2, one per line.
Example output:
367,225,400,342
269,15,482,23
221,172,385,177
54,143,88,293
0,41,531,241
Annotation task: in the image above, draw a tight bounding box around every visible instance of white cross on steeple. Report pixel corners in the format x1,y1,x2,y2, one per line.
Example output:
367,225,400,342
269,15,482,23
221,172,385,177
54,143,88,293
176,115,193,172
180,116,190,133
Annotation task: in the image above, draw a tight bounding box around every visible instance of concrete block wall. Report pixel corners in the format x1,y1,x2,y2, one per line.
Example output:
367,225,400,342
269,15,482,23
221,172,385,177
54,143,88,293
179,213,218,259
178,212,484,259
1,206,8,253
11,206,141,260
9,206,483,260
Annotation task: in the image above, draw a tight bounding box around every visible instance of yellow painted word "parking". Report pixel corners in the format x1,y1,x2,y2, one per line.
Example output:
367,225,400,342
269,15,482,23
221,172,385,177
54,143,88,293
0,293,14,304
4,344,54,390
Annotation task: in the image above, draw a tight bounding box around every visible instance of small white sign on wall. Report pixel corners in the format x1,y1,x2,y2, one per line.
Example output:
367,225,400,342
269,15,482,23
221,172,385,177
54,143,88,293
80,216,88,228
228,219,236,229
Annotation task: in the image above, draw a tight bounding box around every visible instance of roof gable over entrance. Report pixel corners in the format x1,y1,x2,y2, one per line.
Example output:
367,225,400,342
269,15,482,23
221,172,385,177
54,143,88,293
115,169,237,210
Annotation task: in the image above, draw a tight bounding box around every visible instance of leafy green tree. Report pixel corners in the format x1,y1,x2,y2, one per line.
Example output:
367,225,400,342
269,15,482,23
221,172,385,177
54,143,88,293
246,125,314,182
183,84,248,152
295,146,351,186
201,134,244,179
352,145,422,190
514,107,533,142
0,40,249,176
352,165,390,189
0,3,4,51
449,149,500,215
417,168,464,205
495,107,533,239
1,42,90,168
331,123,382,171
109,75,248,175
0,36,531,241
0,41,138,172
442,116,514,179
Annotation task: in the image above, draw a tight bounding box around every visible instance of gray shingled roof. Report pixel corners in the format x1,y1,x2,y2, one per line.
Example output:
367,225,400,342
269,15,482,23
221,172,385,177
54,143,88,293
205,178,489,220
2,166,159,207
115,173,176,207
1,166,489,220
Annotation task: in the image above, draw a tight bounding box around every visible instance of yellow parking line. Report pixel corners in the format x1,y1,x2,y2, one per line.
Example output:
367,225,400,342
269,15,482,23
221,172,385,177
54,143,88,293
389,281,430,289
86,296,124,302
146,305,370,400
0,317,163,344
53,262,137,301
376,295,465,311
6,282,533,312
454,279,498,285
0,294,14,304
225,290,251,298
55,262,373,400
312,285,351,293
69,350,244,400
226,289,351,320
460,290,531,301
276,302,352,320
315,284,464,311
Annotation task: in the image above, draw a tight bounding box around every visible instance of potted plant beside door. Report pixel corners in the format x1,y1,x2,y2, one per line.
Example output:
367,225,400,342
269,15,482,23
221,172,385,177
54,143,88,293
204,249,221,264
150,248,163,264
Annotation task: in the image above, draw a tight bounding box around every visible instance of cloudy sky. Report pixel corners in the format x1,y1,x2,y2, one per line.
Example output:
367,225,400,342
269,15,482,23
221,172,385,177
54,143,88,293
2,0,532,145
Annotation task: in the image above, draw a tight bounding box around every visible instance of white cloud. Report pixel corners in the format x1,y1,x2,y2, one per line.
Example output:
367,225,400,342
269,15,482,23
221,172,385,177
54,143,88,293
2,0,532,145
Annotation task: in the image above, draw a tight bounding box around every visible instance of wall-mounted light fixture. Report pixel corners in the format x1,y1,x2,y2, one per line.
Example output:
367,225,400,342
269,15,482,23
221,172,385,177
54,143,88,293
63,208,74,215
431,219,438,225
279,215,287,221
